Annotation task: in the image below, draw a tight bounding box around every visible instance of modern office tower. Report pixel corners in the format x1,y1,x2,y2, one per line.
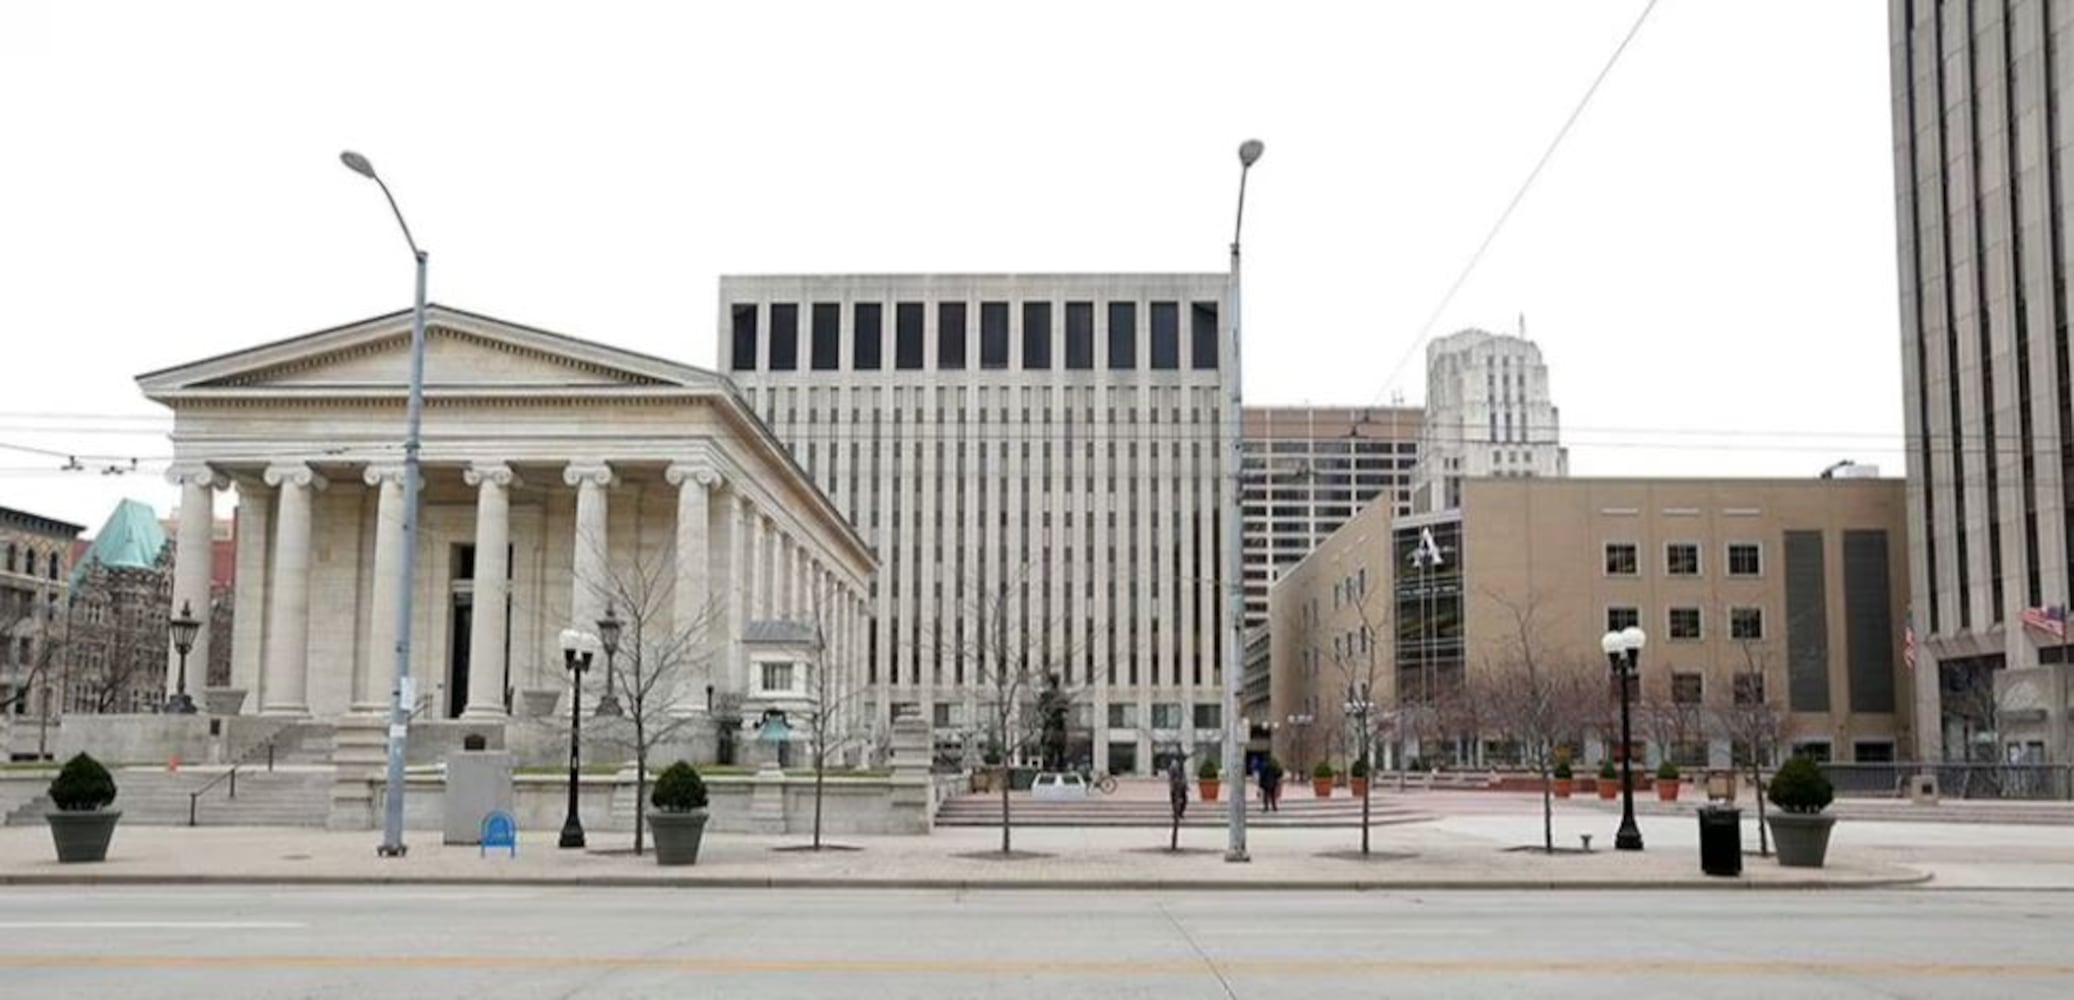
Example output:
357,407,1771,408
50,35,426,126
1412,326,1567,511
719,274,1234,774
1240,406,1422,629
1890,0,2074,764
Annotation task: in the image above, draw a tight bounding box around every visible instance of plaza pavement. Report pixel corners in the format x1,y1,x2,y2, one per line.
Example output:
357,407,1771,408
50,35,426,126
14,788,2053,890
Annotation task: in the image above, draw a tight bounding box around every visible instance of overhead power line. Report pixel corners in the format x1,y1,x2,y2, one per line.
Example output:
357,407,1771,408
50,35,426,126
1371,0,1661,403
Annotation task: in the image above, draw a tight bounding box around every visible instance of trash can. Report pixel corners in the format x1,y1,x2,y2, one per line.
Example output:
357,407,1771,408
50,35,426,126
1697,805,1742,877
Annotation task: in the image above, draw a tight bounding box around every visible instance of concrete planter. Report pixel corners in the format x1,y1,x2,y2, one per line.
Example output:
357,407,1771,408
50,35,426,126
202,688,248,716
519,689,561,718
47,809,122,863
649,808,709,865
1766,812,1836,868
1656,779,1681,803
1350,778,1370,799
1198,779,1220,802
1312,778,1333,798
1596,779,1618,800
1553,778,1574,799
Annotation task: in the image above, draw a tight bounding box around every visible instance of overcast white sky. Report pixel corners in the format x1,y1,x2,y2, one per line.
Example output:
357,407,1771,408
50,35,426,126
0,1,1900,531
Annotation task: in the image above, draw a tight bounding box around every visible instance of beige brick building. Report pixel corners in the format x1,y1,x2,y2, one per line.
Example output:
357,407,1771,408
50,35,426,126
1269,477,1914,772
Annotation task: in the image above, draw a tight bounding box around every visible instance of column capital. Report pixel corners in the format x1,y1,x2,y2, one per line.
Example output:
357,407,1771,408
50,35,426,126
362,463,415,488
563,461,617,488
665,463,724,490
165,463,227,490
263,463,328,491
464,462,522,489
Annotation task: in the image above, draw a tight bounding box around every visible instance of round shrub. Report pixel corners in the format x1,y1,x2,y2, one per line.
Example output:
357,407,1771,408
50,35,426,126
1598,759,1618,780
1767,755,1834,814
1350,758,1371,779
650,761,709,813
1312,760,1335,780
49,753,117,812
1196,757,1220,780
1656,760,1680,781
1552,759,1573,780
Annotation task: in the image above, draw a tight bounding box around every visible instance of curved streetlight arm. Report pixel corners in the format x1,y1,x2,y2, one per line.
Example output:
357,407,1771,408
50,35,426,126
369,174,422,260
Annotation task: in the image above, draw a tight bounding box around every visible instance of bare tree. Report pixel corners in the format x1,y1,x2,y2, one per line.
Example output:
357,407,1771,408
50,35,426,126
798,583,872,850
1,592,68,757
1320,570,1392,854
1638,671,1708,771
1714,636,1794,857
66,558,170,714
1476,589,1599,854
580,543,723,857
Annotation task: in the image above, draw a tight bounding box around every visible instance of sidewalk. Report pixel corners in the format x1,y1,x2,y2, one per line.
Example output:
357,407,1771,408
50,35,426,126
0,811,1933,891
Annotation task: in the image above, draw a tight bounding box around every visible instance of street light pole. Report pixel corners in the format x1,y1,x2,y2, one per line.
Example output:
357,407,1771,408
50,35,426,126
558,628,598,849
342,150,428,860
166,600,200,715
1602,625,1647,851
1223,138,1264,864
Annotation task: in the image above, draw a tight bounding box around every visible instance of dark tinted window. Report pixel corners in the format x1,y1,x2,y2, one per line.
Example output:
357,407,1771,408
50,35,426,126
938,302,967,370
853,303,883,370
1065,302,1095,369
1190,302,1219,370
730,304,757,371
1022,302,1052,369
810,302,840,370
896,303,924,370
1150,302,1179,370
1107,302,1136,370
980,302,1009,369
769,303,799,371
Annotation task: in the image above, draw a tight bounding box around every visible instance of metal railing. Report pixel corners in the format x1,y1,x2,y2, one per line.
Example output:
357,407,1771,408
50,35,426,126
1818,763,2074,801
187,725,297,826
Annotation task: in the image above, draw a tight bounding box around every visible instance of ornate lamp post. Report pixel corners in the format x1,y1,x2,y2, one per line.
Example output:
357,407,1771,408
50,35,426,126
165,600,201,715
557,627,600,849
595,605,624,717
1600,625,1647,851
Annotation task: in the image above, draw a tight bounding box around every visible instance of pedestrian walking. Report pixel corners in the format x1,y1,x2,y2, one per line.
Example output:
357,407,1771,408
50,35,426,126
1168,757,1189,821
1260,756,1283,812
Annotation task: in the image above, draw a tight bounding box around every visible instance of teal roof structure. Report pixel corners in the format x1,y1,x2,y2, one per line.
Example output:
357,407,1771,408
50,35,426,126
69,499,168,589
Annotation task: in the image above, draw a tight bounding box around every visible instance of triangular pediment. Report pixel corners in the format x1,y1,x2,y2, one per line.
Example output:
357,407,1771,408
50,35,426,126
138,305,724,396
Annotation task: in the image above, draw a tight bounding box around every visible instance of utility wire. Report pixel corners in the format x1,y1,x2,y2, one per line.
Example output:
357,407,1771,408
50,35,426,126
1371,0,1661,404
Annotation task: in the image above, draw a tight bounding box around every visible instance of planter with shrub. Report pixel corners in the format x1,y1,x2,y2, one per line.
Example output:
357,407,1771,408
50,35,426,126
1596,760,1619,800
648,761,710,866
46,753,120,863
1311,761,1335,798
1349,758,1371,798
1765,755,1836,868
1197,757,1221,802
1655,760,1682,803
1552,757,1574,799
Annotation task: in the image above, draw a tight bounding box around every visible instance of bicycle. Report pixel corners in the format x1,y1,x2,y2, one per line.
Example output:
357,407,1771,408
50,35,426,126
1083,770,1118,795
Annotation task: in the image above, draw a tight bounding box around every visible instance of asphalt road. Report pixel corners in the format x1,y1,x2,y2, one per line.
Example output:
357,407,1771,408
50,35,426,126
0,887,2069,998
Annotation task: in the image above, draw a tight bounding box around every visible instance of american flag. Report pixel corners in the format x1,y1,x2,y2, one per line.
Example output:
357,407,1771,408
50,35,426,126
2020,605,2067,641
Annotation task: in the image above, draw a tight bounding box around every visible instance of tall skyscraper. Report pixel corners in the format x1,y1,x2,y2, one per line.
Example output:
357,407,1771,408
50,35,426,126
1239,405,1422,629
1412,326,1568,511
1891,0,2074,764
719,274,1233,774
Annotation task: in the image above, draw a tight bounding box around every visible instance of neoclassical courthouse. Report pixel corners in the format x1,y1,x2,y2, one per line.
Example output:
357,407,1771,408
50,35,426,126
137,305,875,756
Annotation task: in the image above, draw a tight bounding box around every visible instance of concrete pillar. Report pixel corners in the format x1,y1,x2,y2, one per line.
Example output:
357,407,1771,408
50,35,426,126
166,464,223,705
666,462,720,712
565,462,614,634
748,507,770,621
227,480,272,712
261,462,325,716
462,462,516,719
358,465,409,714
728,493,750,694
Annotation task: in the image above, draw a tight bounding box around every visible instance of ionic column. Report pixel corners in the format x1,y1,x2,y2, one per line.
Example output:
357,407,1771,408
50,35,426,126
748,508,770,620
358,465,413,714
166,464,225,705
774,534,794,619
729,494,751,691
463,463,518,719
228,480,272,709
666,463,721,712
565,462,615,634
261,463,326,716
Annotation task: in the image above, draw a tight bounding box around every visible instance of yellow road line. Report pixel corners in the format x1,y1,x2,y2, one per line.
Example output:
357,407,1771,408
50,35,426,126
0,955,2069,978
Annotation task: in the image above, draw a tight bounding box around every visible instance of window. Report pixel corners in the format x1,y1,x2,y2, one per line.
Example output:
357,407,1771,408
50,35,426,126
1022,301,1052,369
1192,703,1221,730
1190,302,1220,369
1727,542,1762,577
938,303,967,370
1107,703,1138,729
1730,606,1764,640
932,703,953,728
1671,673,1704,705
853,303,883,370
729,304,758,371
1150,302,1180,369
1107,302,1136,370
810,302,840,370
980,301,1010,369
1065,302,1095,369
768,303,799,371
1853,741,1895,763
1605,543,1638,576
759,662,795,694
1150,702,1182,729
892,303,925,369
1666,542,1701,576
1607,606,1640,632
1668,607,1702,640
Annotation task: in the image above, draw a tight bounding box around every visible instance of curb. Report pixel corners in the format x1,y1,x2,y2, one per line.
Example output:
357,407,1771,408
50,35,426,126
0,870,1936,892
